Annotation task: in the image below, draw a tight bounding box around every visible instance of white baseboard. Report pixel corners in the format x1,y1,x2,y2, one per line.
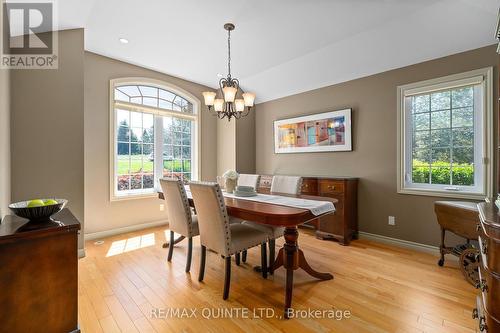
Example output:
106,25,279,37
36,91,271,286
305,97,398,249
358,231,440,256
78,248,86,258
85,220,168,241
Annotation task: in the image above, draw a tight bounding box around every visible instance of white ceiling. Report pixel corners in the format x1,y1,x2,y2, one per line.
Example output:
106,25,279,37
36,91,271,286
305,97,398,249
12,0,500,102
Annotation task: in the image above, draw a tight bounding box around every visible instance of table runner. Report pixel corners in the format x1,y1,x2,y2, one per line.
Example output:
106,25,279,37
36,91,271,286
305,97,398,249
184,186,335,216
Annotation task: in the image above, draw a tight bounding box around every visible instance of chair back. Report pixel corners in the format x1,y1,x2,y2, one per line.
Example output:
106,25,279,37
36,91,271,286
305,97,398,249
271,175,303,195
189,181,231,255
237,174,260,190
159,178,194,237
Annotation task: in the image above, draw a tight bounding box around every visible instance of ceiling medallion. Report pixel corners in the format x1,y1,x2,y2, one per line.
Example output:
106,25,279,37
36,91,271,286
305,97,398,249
202,23,255,121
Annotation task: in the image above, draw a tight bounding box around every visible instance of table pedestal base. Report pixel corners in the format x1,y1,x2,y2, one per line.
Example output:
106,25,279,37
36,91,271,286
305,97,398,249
273,226,333,318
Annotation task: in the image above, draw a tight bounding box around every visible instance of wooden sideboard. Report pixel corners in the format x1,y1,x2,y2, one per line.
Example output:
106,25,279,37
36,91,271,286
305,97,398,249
475,202,500,332
258,175,358,245
0,209,81,333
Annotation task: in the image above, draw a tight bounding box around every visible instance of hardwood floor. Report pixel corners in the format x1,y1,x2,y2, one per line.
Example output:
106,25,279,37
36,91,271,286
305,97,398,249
79,226,478,333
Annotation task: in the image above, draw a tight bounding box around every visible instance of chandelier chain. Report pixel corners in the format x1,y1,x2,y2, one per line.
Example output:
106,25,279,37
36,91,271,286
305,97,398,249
227,29,231,77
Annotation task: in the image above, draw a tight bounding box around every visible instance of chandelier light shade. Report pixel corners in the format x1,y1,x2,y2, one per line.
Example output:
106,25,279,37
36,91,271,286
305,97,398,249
222,86,237,102
242,92,256,107
202,23,255,121
202,91,216,106
214,98,224,112
235,99,245,112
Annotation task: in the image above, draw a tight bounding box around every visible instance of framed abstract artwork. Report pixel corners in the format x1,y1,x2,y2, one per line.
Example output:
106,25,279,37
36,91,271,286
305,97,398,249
274,109,352,153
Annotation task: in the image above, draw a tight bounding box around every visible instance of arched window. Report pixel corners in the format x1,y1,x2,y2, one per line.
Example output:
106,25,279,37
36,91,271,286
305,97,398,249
110,78,200,200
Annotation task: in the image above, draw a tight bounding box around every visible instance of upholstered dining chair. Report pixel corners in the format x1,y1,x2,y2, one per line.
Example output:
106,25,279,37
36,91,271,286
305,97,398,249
271,175,303,195
237,174,261,190
189,181,270,300
159,178,199,273
243,175,303,274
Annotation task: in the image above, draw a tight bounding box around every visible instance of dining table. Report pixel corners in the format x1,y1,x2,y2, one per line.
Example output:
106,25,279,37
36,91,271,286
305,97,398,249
158,187,337,318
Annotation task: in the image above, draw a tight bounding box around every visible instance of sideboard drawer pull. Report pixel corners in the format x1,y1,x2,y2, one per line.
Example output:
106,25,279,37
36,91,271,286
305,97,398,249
472,308,479,319
319,180,344,194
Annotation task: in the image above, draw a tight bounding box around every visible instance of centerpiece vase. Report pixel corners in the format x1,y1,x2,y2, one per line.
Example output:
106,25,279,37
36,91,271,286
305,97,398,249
224,178,237,193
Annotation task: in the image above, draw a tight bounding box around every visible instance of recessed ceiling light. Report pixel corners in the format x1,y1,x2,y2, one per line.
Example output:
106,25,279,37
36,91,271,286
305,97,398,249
217,73,223,78
119,38,129,44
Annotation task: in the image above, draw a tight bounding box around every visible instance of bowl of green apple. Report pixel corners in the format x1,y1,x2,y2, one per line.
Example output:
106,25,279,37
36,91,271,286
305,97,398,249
8,198,67,222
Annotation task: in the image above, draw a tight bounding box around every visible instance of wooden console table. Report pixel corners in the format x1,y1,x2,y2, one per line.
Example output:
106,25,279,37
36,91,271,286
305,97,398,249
258,175,358,245
0,209,80,333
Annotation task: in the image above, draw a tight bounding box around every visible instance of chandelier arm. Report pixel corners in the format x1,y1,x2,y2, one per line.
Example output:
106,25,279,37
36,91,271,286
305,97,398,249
233,78,240,94
241,108,250,118
219,77,226,92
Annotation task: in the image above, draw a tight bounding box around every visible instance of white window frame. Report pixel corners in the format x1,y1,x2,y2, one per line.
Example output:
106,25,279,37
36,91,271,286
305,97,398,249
109,77,201,201
397,67,493,200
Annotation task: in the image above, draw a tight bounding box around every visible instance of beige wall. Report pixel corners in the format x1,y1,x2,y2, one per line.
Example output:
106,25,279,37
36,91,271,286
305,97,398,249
216,110,256,176
84,52,217,235
217,119,236,176
255,45,499,246
236,109,256,174
10,29,85,248
0,68,10,218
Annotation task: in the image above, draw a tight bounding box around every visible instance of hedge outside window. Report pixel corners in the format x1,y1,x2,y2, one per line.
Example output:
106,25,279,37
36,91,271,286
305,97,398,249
111,80,199,199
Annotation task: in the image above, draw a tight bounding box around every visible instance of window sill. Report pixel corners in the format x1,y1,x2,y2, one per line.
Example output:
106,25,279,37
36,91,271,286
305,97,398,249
110,192,158,202
398,187,487,200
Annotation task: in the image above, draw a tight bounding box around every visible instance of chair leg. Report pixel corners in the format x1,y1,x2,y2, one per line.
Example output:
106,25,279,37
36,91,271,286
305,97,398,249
261,242,268,279
167,231,174,262
185,237,193,273
223,256,231,300
198,245,206,282
235,252,241,266
438,228,445,267
242,250,247,263
269,239,275,275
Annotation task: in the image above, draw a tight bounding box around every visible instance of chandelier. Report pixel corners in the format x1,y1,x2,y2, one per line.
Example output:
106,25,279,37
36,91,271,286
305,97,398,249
202,23,255,121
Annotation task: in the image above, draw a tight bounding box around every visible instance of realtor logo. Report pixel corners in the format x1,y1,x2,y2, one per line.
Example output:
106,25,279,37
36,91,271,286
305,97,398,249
1,1,58,69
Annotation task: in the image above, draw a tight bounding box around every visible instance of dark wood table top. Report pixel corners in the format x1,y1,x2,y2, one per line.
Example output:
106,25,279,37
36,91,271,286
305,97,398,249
158,191,337,227
0,208,81,243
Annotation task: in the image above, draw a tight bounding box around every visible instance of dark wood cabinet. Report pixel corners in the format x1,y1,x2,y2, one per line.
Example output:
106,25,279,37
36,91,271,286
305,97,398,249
475,202,500,333
258,175,358,245
0,209,80,333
